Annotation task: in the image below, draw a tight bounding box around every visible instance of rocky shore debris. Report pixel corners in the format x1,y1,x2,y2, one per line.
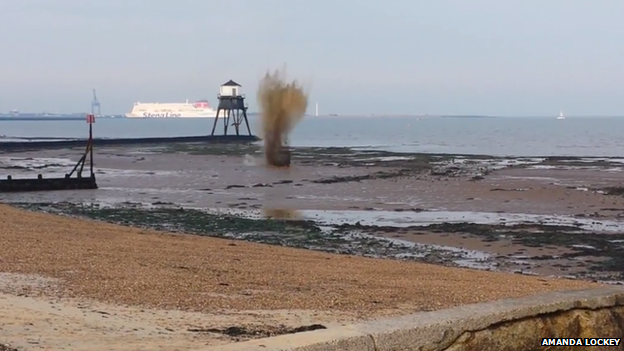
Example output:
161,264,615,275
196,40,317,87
311,169,412,184
601,187,624,196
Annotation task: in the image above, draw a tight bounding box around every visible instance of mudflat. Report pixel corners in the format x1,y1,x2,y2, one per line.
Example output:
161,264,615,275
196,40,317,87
0,204,602,350
3,144,624,281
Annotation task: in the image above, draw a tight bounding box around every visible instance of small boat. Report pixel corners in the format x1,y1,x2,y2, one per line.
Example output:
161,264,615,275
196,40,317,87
557,110,565,120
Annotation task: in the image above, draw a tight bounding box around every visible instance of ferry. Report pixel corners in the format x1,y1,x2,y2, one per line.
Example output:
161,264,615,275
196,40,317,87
125,99,217,118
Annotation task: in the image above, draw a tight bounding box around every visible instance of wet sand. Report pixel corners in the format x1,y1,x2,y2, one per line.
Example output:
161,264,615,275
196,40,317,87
3,145,624,216
0,204,602,350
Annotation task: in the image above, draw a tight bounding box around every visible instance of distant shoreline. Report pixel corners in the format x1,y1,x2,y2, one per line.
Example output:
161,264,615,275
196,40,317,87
1,115,623,121
0,116,120,121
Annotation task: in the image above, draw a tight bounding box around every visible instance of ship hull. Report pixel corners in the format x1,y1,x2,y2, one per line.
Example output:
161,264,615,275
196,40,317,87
124,113,217,118
126,100,218,119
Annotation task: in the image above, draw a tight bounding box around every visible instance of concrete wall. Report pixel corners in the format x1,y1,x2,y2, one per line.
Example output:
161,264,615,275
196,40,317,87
201,287,624,351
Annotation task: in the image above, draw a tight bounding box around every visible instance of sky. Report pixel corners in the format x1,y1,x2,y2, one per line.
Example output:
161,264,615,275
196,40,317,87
0,0,623,116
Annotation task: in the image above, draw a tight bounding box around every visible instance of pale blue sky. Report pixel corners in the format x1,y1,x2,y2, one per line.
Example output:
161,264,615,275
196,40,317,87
0,0,623,116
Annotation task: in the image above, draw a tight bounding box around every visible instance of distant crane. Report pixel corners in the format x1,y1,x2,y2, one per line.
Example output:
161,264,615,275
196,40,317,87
91,89,101,116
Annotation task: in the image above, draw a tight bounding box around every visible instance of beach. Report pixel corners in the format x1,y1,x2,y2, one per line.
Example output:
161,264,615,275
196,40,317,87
0,142,623,349
4,0,624,347
0,204,603,350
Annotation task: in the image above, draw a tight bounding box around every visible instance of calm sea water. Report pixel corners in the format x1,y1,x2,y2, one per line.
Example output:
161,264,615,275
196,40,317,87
1,116,623,157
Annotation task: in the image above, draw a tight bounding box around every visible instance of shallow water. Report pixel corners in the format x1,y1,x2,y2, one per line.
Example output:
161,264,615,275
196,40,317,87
336,231,494,270
3,116,624,156
207,208,624,233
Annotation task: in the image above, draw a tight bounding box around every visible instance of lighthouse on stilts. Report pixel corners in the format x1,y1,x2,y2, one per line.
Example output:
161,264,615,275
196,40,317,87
210,80,252,136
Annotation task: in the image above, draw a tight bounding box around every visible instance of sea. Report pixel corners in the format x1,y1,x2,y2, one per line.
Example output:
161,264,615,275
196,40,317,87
1,116,624,157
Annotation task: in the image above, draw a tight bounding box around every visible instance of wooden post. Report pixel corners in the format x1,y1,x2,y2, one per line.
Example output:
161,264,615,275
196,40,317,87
87,114,95,177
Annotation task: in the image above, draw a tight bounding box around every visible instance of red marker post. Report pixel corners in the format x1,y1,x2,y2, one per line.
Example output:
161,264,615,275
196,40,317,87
86,114,95,176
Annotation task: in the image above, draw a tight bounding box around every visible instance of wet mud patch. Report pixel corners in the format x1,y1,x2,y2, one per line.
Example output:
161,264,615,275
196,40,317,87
311,168,416,184
533,157,602,168
224,180,295,190
188,324,326,342
155,144,518,172
0,157,75,172
15,202,321,242
0,163,67,171
601,187,624,196
162,142,262,157
335,221,624,280
523,156,624,170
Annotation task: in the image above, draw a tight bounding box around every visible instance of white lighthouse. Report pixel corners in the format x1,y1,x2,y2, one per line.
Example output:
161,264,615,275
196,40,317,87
211,79,251,136
219,79,242,97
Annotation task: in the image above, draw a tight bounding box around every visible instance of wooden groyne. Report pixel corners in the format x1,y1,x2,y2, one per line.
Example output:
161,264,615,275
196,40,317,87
0,135,260,152
0,114,100,192
0,174,97,192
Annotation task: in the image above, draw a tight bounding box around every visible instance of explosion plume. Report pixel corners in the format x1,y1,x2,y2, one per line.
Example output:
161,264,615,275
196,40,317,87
257,69,308,168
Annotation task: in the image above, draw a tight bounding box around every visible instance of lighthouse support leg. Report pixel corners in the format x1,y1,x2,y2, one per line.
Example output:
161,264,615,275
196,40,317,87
233,110,241,136
223,110,231,135
242,108,252,136
211,109,221,136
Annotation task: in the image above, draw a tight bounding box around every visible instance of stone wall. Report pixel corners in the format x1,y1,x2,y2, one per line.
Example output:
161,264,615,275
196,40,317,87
445,306,624,351
202,287,624,351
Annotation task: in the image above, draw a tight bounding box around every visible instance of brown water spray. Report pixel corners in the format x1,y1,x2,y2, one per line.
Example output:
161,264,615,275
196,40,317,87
262,208,302,220
257,68,308,168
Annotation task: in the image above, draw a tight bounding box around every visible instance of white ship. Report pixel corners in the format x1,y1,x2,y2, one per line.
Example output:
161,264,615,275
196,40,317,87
125,99,217,118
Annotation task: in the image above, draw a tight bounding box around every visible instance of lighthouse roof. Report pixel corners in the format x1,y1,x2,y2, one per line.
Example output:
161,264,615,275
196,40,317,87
221,79,241,87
